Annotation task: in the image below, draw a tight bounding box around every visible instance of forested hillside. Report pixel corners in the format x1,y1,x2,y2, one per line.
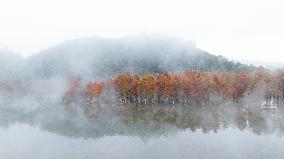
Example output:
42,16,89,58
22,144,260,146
28,36,255,79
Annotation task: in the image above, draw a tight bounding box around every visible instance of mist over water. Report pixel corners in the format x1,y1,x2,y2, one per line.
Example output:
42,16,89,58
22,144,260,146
1,105,284,159
1,124,284,159
0,35,283,159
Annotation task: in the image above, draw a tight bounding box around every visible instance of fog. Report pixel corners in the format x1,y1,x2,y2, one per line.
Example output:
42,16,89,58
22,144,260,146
1,35,255,78
0,35,256,116
1,105,284,159
0,35,282,159
1,124,284,159
0,35,252,105
0,35,274,133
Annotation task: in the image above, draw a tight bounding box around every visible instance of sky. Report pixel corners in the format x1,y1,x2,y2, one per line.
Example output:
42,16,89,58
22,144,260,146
0,0,284,63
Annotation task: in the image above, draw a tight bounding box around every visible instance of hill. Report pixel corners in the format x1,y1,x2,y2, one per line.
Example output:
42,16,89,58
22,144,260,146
21,36,256,79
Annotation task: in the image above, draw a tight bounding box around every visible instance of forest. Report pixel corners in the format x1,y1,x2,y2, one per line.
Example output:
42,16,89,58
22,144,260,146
62,67,284,107
0,37,280,109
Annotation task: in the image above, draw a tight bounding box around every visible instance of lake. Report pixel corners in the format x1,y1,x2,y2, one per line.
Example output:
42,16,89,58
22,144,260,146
0,105,284,159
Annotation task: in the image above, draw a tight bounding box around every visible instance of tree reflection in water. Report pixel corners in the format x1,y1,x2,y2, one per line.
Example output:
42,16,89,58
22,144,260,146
1,104,284,138
116,106,273,135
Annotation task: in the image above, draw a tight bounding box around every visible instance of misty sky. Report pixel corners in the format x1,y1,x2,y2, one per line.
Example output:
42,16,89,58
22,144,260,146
0,0,283,62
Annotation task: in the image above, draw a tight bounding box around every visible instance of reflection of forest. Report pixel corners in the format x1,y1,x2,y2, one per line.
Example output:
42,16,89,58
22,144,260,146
116,105,284,135
1,104,284,138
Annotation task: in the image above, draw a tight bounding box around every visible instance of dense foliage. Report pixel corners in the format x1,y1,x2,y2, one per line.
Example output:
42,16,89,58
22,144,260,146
112,71,253,105
62,68,284,106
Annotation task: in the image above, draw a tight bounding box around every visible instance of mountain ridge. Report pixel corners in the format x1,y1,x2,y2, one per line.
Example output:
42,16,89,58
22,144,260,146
27,36,256,79
0,36,256,80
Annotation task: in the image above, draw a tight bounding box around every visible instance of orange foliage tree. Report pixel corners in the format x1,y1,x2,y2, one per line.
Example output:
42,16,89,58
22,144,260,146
85,82,103,97
63,69,277,106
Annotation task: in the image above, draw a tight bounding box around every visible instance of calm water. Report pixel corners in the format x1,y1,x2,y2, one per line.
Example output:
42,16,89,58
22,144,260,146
1,105,284,159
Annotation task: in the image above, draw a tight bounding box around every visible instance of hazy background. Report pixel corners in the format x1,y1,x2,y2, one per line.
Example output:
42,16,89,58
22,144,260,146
0,0,284,65
1,1,284,158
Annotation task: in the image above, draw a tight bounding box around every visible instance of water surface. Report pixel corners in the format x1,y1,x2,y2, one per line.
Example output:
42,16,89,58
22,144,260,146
0,105,284,159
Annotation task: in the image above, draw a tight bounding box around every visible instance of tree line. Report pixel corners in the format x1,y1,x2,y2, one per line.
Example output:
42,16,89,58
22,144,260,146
1,67,283,106
62,67,284,106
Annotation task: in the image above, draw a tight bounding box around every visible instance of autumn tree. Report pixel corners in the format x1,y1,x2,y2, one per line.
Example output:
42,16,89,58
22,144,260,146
113,73,132,103
140,74,157,105
63,76,82,108
84,81,104,104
